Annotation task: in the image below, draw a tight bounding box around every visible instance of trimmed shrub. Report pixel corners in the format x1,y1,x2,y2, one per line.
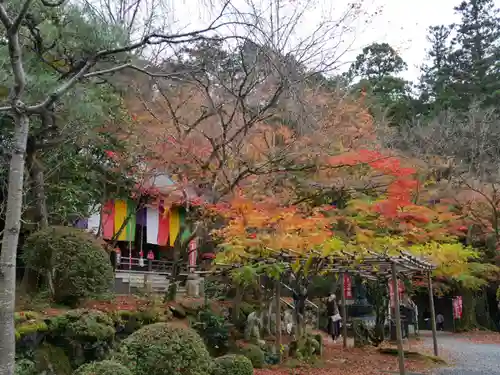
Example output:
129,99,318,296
192,308,229,356
115,322,212,375
22,226,113,305
48,309,115,367
73,360,132,375
213,355,253,375
238,344,265,369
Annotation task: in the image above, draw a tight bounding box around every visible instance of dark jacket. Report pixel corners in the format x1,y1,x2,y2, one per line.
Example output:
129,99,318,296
326,298,339,316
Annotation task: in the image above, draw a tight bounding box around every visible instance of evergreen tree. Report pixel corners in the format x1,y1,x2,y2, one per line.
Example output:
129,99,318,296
450,0,500,108
419,25,454,113
346,43,414,126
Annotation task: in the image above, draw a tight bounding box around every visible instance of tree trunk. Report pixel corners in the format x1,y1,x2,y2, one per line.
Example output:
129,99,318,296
275,278,282,361
0,113,30,375
232,284,243,324
21,152,50,293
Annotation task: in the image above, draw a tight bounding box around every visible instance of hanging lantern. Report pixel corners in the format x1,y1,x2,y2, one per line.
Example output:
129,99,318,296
115,248,121,266
147,250,155,260
139,250,145,267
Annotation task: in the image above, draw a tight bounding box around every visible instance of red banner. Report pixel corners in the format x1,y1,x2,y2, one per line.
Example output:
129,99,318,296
188,239,198,268
453,296,463,319
389,279,405,307
343,274,352,299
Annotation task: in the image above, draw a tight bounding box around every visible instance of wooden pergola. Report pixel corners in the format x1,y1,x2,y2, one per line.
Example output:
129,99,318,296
211,250,439,375
318,250,438,375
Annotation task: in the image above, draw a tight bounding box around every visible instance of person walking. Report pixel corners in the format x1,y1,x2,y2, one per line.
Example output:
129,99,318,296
326,293,342,343
436,312,445,331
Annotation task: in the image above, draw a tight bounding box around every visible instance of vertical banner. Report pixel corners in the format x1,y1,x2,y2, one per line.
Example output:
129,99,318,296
126,201,136,241
188,239,197,269
114,200,128,241
158,202,170,246
389,280,395,308
453,296,463,319
389,279,404,308
87,207,101,235
343,274,353,299
169,207,180,246
146,206,160,245
179,208,191,243
398,279,405,301
101,201,115,240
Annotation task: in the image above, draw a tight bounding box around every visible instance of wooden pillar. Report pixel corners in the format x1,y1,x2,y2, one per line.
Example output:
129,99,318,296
427,271,439,356
275,278,282,361
340,272,348,348
391,263,406,375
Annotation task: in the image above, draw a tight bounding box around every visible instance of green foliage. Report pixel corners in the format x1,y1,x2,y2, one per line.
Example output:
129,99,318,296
191,308,230,356
0,0,133,227
14,359,36,375
48,309,115,367
213,355,253,375
238,344,265,369
22,226,113,305
112,308,168,335
289,335,321,361
114,323,213,375
73,360,133,375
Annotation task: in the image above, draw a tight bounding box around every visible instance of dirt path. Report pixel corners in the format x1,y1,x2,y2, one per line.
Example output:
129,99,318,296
421,331,500,375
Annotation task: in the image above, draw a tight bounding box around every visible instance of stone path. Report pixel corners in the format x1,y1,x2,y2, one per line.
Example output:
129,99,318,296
420,331,500,375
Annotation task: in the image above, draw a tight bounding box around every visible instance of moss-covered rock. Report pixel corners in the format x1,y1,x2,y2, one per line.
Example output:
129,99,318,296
213,355,253,375
34,343,72,375
73,360,132,375
22,226,113,305
47,309,115,367
114,322,212,375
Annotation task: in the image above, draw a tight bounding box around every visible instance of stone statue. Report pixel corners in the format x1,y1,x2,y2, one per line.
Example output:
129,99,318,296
283,309,294,335
244,311,262,341
186,273,201,298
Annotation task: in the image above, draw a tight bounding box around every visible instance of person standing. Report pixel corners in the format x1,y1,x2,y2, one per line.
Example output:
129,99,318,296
327,293,342,343
423,310,431,330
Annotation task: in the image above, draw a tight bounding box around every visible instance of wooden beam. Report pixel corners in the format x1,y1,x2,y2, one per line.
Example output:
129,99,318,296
340,272,348,348
391,262,406,375
427,271,439,357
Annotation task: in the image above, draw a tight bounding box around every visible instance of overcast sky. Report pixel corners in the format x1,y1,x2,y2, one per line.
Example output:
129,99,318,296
166,0,500,81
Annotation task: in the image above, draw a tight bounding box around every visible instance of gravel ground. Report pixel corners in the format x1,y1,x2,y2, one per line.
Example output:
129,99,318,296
422,331,500,375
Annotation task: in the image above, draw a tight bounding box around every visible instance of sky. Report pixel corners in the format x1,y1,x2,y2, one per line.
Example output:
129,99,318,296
163,0,500,81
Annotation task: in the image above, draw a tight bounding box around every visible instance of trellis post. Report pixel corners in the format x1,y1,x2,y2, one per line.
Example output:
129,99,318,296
340,272,348,348
391,262,406,375
427,271,439,356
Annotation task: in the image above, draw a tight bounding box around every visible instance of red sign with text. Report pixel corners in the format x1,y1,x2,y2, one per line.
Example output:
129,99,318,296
453,296,463,319
343,274,353,299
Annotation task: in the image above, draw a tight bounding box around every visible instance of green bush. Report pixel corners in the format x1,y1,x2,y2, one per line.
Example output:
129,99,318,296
114,322,212,375
22,226,113,305
192,308,229,356
48,309,115,367
213,355,253,375
238,344,265,369
73,360,132,375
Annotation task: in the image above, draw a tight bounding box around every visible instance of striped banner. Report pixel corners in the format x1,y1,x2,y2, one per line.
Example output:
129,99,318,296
145,204,170,245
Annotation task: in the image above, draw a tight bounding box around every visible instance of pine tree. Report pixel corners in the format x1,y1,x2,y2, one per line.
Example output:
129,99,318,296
449,0,500,108
419,25,454,113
